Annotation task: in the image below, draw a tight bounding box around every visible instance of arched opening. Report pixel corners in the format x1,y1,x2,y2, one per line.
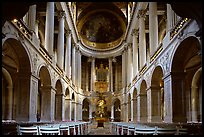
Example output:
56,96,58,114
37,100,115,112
64,88,70,121
82,98,90,121
139,80,147,122
2,38,31,121
151,66,164,122
191,68,202,123
113,98,121,122
55,80,63,121
38,66,51,121
71,93,75,121
133,88,137,122
171,36,201,122
128,93,131,121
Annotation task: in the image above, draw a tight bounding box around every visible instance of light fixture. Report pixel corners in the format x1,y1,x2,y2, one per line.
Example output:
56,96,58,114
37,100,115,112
13,19,18,23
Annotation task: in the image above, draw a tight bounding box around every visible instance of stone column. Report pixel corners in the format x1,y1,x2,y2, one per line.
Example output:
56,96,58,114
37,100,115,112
191,86,199,122
45,2,55,57
29,74,39,121
122,48,127,89
109,58,113,92
131,98,134,121
138,9,147,69
166,4,173,33
163,73,173,123
127,44,133,84
28,5,36,32
91,58,95,93
78,50,81,89
72,45,76,85
69,99,72,121
57,11,65,69
132,29,139,78
35,18,39,38
115,63,118,92
86,62,89,91
149,2,158,56
6,86,13,120
65,30,72,78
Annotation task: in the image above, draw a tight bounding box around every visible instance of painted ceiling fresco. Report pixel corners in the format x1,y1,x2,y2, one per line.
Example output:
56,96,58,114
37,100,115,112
80,11,123,43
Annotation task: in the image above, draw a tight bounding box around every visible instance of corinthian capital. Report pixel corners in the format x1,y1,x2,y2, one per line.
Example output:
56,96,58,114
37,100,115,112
131,29,139,37
137,9,147,18
57,10,65,20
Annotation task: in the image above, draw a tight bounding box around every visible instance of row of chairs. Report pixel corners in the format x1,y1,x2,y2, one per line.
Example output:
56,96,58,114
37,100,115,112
17,122,91,135
111,122,188,135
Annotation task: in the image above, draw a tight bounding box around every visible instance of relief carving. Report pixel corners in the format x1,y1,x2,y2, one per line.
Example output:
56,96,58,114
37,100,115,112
160,52,170,74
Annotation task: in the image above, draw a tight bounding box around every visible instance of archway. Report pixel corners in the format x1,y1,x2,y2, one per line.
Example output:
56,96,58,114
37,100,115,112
2,38,31,121
191,68,202,122
38,66,51,121
128,93,131,121
55,80,63,121
82,98,90,121
64,88,70,121
71,93,75,121
133,88,137,122
151,66,164,122
139,80,147,122
171,36,201,122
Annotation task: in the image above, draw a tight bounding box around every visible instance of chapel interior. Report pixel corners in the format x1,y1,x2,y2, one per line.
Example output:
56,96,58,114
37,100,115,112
2,2,202,135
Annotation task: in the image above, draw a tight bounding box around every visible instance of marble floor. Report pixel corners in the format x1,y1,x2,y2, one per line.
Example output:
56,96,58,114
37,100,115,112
88,122,112,135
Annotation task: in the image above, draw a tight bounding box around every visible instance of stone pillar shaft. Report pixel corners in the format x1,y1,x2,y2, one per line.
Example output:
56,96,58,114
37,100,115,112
57,11,65,69
45,2,55,57
28,5,36,32
138,10,147,69
65,30,71,78
132,29,139,77
149,2,158,56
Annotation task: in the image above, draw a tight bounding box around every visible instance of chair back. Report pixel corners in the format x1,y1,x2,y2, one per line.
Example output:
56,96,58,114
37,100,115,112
18,125,39,135
135,126,156,135
59,125,70,135
38,126,60,135
155,126,177,135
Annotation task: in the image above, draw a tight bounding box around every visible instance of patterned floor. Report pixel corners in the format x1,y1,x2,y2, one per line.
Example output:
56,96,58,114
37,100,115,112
88,122,112,135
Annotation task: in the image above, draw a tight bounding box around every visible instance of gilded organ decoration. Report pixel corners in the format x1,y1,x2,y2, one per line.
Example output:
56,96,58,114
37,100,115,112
95,63,108,93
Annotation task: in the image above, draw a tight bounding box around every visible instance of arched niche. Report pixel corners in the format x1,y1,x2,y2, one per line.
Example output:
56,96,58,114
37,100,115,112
2,38,31,121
